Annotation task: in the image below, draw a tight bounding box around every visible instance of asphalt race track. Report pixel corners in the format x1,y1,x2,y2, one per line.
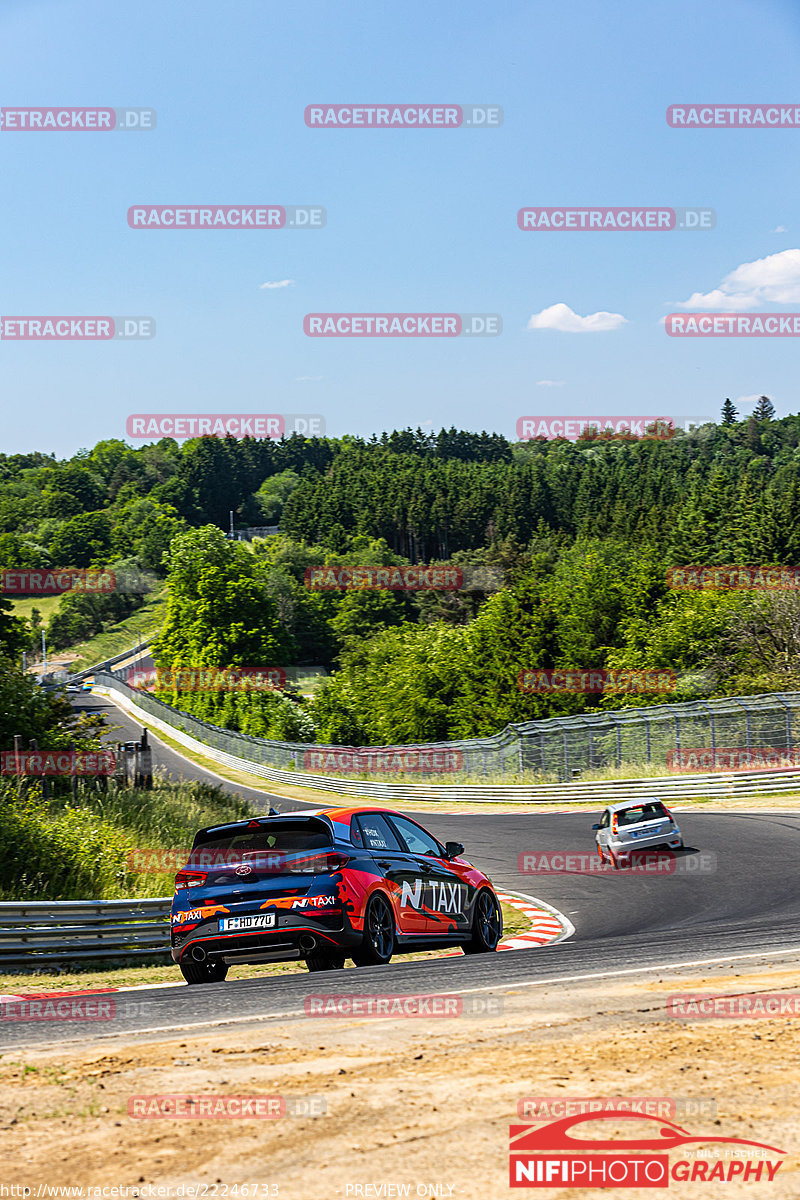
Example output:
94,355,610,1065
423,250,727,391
4,691,800,1049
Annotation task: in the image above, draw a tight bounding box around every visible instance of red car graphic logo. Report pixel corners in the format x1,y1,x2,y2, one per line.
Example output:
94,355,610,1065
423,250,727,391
510,1111,785,1154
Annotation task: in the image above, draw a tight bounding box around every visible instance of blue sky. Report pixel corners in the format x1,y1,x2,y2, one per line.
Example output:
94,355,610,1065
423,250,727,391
1,0,799,456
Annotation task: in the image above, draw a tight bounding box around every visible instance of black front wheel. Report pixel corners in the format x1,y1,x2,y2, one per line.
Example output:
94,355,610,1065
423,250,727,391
179,958,229,985
352,893,395,966
463,889,502,954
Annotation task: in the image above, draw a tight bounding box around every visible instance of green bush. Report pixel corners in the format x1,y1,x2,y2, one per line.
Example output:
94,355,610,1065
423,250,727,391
0,778,254,900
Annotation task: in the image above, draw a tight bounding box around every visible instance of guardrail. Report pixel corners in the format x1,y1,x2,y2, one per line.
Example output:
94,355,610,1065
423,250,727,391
0,898,170,966
94,678,800,804
68,640,153,684
93,670,800,783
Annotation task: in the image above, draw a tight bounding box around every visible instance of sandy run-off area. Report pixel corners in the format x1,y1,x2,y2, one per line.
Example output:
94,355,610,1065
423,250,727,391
2,956,799,1198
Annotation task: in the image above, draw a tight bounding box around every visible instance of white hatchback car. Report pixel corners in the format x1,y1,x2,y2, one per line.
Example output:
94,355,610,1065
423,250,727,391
593,800,683,868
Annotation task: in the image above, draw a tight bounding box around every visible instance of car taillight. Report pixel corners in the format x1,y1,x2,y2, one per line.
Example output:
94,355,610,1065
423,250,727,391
290,851,350,874
611,814,618,834
663,806,674,822
175,870,207,890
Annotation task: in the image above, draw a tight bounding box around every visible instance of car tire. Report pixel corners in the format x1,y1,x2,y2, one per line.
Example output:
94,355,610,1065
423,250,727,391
597,843,606,864
352,892,395,966
463,889,502,954
179,958,229,985
305,950,346,972
608,849,621,870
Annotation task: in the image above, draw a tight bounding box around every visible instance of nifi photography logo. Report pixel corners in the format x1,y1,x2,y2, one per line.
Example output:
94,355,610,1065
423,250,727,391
509,1111,785,1187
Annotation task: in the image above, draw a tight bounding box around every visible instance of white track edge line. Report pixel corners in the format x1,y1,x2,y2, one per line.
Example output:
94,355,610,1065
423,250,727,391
12,945,800,1052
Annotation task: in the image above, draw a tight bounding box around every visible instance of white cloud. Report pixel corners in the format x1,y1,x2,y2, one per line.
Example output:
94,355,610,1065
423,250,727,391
735,393,761,405
295,375,323,382
536,379,565,387
259,279,294,290
675,248,800,311
773,225,787,233
526,303,627,333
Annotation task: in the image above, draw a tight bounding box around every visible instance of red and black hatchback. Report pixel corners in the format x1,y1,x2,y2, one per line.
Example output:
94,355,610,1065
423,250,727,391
171,806,502,983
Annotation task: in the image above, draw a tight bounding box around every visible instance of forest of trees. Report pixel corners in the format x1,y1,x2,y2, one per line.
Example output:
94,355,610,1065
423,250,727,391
2,406,800,745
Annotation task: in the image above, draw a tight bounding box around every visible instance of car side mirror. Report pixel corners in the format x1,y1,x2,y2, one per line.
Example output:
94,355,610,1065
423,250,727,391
591,824,601,830
445,841,465,859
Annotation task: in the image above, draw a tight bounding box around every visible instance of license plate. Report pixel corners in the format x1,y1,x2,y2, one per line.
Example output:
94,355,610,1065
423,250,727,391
632,827,660,838
218,913,276,932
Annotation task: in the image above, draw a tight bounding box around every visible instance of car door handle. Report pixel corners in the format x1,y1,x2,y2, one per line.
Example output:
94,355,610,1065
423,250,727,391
377,860,394,869
417,862,433,874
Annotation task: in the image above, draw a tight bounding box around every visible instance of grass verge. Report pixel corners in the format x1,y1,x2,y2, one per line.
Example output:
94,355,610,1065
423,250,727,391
0,776,252,901
9,595,63,624
67,588,168,671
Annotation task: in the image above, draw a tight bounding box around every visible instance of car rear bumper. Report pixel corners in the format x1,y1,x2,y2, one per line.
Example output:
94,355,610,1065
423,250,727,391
171,921,362,965
607,828,682,854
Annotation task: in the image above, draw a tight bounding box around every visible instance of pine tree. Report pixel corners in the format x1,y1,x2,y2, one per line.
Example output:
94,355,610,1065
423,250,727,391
721,397,738,425
745,416,761,452
753,395,775,420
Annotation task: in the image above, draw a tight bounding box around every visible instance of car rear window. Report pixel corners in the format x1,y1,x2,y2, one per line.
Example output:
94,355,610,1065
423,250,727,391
192,819,333,853
617,802,669,826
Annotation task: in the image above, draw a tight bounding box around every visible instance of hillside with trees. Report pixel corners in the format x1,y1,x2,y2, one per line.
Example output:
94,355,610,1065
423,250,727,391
2,405,800,745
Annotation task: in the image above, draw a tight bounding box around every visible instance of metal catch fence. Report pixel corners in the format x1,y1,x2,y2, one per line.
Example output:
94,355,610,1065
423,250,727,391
93,672,800,783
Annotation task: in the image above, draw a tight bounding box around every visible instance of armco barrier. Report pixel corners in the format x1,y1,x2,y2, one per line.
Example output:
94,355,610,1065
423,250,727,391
69,639,153,684
92,674,800,804
0,898,170,966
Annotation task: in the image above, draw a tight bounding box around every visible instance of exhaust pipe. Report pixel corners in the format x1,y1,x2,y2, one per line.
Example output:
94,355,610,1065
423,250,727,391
299,934,316,953
190,944,207,962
